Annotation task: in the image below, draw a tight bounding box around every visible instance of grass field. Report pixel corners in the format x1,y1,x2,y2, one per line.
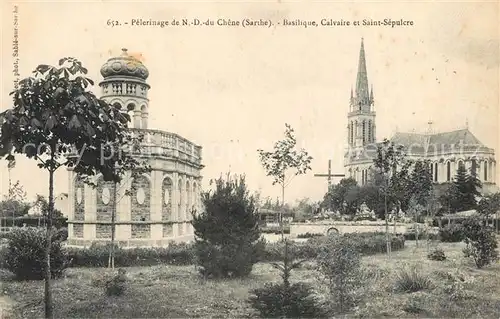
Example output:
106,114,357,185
1,240,499,318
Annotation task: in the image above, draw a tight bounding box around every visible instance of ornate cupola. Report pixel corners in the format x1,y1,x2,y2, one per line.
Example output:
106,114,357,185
99,48,150,129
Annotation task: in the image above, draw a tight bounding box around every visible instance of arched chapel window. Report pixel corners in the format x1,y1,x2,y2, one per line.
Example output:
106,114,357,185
446,162,451,181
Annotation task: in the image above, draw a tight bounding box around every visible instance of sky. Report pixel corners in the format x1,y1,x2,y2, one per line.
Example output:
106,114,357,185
0,0,499,204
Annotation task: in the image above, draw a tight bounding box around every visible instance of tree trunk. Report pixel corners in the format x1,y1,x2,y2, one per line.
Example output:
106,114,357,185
44,168,55,319
385,193,391,258
414,220,419,248
393,207,397,233
109,182,117,269
280,176,285,241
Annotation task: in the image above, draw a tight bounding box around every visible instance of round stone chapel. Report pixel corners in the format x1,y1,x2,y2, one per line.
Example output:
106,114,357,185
66,48,204,247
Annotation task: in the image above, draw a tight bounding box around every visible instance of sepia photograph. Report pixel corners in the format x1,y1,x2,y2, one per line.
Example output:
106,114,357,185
0,1,499,318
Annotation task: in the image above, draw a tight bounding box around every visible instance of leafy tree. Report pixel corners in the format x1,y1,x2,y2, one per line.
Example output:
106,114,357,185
372,138,409,257
321,178,357,214
462,218,498,268
192,174,263,279
357,184,385,218
407,197,426,247
477,193,500,226
0,58,139,318
257,123,313,238
293,197,318,221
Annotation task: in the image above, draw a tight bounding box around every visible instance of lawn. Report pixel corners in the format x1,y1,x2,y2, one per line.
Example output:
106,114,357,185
1,240,500,318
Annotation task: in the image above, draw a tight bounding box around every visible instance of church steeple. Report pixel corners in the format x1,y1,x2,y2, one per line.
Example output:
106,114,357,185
355,38,370,104
347,38,376,148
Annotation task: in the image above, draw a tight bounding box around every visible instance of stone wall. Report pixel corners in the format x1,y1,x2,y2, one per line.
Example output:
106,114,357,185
290,222,410,236
131,224,151,238
96,177,114,222
96,224,112,238
73,224,83,238
162,224,173,237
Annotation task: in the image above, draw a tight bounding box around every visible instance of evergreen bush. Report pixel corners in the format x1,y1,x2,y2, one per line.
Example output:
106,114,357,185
249,240,326,318
192,174,263,278
3,227,70,280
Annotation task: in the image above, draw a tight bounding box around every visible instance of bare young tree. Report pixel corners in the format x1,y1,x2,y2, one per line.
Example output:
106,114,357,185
257,123,313,239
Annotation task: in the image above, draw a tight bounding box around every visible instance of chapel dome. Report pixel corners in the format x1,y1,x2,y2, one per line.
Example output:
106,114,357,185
100,48,149,80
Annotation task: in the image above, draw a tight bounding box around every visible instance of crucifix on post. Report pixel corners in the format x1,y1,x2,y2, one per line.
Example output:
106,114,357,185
314,160,345,189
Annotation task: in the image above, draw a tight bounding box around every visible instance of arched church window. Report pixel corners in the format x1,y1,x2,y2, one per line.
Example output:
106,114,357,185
350,121,354,144
347,123,350,144
446,161,451,181
186,180,191,216
362,120,366,143
458,161,464,170
484,161,488,181
178,179,183,220
434,163,438,182
368,121,372,142
162,177,172,221
354,121,358,140
430,162,433,177
471,159,477,177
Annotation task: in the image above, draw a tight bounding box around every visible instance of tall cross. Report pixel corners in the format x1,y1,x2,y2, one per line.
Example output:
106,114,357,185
314,160,345,188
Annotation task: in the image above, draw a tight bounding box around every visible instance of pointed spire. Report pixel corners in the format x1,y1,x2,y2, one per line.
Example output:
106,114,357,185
355,38,369,103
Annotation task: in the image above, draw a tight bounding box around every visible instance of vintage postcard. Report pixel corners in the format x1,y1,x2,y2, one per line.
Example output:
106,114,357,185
0,1,499,318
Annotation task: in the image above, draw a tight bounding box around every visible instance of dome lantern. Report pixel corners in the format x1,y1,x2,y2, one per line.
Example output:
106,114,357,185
100,48,149,81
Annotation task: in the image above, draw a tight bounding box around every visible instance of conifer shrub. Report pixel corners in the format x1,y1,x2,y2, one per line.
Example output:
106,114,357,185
192,174,263,279
3,227,70,280
248,240,326,318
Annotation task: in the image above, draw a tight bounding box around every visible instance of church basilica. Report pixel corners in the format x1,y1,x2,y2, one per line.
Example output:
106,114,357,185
345,39,497,193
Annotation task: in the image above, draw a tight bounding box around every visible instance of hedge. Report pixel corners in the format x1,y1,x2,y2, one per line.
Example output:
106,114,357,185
0,232,405,269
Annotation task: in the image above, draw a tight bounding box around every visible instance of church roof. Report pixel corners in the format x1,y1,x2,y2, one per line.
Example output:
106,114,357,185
345,128,494,166
391,128,493,155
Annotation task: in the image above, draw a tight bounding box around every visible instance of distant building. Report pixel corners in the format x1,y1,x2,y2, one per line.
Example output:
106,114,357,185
344,39,497,193
258,208,294,225
54,193,69,217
